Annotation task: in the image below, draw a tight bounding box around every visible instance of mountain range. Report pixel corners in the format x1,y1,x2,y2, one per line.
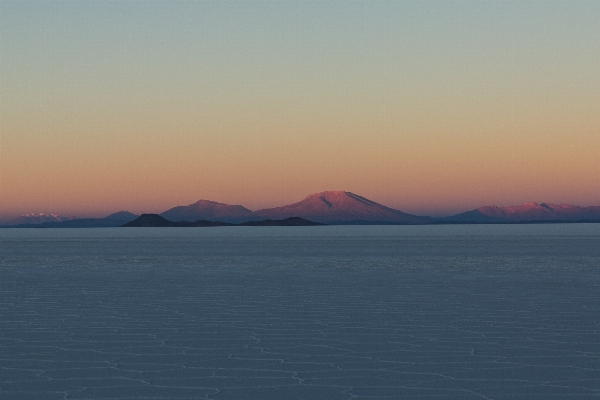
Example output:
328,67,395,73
3,191,600,227
160,191,428,224
442,202,600,223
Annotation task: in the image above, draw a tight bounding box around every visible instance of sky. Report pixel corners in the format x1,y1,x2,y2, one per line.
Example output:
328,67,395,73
1,1,599,220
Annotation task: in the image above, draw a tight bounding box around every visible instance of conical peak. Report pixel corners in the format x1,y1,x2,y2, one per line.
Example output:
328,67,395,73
251,190,425,223
304,191,348,200
304,191,356,208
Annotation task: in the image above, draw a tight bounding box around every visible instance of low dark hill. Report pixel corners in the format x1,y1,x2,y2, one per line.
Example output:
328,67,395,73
122,214,178,227
122,214,233,227
239,217,325,226
122,214,324,227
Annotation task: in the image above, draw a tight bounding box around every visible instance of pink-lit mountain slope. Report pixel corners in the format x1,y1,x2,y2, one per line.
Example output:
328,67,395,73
251,191,429,224
447,202,600,222
160,200,253,223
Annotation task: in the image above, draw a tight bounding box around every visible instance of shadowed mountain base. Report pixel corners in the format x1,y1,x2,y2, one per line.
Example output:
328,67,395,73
122,214,324,227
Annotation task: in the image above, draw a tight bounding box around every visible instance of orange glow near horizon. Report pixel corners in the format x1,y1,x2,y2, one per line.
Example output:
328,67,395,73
2,111,599,219
1,2,599,220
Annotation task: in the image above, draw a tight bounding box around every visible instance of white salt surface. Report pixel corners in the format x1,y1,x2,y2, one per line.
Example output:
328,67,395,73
1,225,600,399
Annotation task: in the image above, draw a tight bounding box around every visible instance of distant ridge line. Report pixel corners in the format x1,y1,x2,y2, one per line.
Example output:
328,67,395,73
3,191,600,227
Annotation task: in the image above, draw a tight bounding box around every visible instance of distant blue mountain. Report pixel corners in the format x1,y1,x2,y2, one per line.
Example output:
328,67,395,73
160,200,253,223
3,211,138,228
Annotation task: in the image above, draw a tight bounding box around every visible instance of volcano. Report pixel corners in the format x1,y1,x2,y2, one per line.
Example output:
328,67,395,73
251,191,428,224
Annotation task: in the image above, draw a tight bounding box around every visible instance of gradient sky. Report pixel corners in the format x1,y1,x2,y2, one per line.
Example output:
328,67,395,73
1,1,599,220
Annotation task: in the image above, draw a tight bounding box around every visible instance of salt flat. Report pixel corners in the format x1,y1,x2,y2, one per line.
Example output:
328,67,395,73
1,225,599,399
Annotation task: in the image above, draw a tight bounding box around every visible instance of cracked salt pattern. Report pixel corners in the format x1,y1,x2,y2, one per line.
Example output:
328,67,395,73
1,224,599,399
